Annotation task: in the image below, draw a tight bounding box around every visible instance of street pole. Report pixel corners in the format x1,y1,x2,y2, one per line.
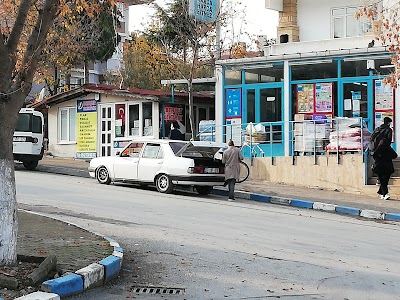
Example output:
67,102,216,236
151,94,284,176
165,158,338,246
215,0,221,60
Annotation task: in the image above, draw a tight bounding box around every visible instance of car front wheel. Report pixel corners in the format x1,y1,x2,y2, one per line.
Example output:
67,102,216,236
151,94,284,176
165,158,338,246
96,166,111,185
156,174,174,193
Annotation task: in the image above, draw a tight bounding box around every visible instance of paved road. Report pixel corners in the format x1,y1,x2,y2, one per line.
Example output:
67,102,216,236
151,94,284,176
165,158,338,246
16,170,400,300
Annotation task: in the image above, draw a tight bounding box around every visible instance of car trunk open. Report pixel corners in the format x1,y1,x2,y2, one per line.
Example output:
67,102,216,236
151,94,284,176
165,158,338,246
176,141,226,172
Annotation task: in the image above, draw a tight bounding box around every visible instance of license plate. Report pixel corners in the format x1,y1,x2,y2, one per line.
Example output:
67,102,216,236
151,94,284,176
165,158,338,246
204,168,219,174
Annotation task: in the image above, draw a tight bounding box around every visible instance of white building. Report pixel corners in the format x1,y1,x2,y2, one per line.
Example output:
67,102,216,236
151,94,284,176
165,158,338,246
213,0,400,196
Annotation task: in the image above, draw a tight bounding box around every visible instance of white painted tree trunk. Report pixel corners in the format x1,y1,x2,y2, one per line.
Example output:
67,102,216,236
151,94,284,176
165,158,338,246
0,159,17,265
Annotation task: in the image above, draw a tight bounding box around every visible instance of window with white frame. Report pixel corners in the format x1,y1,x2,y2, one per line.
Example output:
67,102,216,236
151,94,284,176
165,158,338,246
59,107,76,142
332,7,372,38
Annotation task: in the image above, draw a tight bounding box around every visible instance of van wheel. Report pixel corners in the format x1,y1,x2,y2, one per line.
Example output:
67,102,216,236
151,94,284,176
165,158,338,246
96,166,111,185
156,174,174,193
23,161,38,171
196,186,213,195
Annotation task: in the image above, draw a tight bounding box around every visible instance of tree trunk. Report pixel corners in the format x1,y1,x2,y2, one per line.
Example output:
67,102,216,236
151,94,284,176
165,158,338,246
84,60,89,84
0,100,22,266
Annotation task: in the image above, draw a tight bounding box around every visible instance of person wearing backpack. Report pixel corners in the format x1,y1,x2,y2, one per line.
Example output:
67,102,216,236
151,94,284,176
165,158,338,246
372,137,398,200
370,117,393,151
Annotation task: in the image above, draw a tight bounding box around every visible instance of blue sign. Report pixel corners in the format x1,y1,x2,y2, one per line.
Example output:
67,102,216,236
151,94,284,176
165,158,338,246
226,88,242,118
189,0,219,23
77,99,97,113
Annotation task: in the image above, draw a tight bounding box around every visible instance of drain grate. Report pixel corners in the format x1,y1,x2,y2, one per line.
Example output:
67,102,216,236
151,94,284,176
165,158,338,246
131,286,185,295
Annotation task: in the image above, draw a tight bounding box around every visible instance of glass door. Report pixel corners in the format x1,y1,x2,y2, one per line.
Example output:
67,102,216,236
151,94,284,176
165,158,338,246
243,84,284,157
342,81,368,118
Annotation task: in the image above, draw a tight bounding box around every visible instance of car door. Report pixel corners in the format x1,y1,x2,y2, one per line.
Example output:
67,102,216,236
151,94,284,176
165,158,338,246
113,142,143,180
137,143,164,182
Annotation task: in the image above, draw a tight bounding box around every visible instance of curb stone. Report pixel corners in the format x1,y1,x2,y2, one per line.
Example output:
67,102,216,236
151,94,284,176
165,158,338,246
213,187,400,223
17,210,124,299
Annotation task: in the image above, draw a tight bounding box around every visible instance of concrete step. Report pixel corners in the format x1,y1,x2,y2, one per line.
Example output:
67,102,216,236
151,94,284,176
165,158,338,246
368,177,400,185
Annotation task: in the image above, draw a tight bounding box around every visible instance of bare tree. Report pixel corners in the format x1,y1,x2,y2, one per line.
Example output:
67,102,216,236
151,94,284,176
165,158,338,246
357,0,400,86
0,0,114,266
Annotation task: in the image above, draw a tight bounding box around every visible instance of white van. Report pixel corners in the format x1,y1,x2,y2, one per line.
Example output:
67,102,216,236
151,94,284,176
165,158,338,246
13,108,44,170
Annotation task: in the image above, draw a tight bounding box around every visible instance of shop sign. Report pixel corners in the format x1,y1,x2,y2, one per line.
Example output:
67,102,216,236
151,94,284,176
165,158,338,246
189,0,219,23
164,105,184,121
76,100,97,159
226,88,242,118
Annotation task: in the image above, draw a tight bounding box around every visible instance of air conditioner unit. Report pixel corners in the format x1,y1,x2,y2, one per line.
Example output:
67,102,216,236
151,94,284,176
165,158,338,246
265,0,283,11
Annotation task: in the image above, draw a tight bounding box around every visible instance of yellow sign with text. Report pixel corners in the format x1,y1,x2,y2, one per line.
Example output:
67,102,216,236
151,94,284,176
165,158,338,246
76,100,97,159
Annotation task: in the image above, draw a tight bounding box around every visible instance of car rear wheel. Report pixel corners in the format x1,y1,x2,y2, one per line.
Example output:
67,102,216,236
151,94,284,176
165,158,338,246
22,160,38,171
195,186,213,195
96,166,111,185
156,174,174,193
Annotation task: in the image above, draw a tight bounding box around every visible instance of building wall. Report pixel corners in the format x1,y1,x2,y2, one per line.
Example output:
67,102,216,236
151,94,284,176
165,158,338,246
248,155,366,194
48,98,85,158
47,93,160,158
297,0,368,42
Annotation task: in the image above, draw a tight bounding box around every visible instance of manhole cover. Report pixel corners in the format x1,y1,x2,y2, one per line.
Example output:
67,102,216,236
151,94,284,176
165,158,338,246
131,286,185,295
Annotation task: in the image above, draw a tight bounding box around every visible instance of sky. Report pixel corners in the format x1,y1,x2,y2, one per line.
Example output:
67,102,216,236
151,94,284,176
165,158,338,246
128,0,279,48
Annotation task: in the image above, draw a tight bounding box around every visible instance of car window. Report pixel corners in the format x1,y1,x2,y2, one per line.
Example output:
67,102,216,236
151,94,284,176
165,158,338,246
142,144,163,159
169,142,186,155
121,142,143,158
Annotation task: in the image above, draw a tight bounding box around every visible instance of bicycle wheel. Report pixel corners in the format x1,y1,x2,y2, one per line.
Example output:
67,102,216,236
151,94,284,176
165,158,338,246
237,161,250,183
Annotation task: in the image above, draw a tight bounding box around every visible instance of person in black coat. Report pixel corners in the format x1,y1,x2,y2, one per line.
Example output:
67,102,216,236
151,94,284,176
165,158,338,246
372,138,398,200
169,121,184,140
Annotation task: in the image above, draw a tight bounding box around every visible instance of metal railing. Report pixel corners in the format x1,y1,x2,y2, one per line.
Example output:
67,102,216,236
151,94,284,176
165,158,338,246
197,117,370,163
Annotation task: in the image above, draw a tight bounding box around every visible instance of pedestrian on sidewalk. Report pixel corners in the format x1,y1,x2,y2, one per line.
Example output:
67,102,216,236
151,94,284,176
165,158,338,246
222,140,244,201
372,137,398,200
370,117,394,186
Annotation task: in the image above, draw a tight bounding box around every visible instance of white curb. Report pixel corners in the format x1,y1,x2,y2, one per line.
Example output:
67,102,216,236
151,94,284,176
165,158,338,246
75,263,105,290
313,202,337,211
360,209,385,220
15,291,60,300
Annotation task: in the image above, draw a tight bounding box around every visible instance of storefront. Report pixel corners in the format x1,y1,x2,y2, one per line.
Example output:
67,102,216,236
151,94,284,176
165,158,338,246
217,51,396,156
31,84,215,158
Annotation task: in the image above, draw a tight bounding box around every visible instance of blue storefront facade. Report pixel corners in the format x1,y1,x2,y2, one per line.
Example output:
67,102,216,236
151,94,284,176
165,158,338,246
216,49,396,157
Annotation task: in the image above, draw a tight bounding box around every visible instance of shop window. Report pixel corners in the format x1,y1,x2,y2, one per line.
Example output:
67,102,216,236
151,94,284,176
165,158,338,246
142,102,153,136
129,104,140,136
332,6,371,38
247,90,255,123
374,57,394,76
225,69,242,85
341,60,369,77
59,107,76,142
142,144,163,159
115,104,126,137
245,64,284,84
291,60,338,81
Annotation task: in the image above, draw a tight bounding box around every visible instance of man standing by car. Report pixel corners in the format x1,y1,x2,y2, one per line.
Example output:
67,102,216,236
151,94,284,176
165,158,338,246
222,140,244,201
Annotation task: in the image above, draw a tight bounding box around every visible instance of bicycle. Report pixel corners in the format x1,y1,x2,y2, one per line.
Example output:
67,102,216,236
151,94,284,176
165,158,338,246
237,161,250,183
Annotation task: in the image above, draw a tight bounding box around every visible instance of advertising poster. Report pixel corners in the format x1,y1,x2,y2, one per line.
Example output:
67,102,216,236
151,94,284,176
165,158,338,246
297,84,314,114
163,104,186,138
315,83,333,113
226,88,242,118
226,118,242,146
375,80,393,110
76,100,97,159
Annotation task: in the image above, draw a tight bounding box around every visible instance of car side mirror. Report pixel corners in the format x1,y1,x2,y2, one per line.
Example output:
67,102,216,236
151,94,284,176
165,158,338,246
116,151,120,156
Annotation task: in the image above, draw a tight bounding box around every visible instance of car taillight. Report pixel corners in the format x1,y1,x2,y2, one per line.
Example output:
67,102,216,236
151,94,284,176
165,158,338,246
188,167,205,174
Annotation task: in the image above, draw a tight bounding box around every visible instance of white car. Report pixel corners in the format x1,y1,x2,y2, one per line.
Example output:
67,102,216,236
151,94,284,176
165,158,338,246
88,139,227,195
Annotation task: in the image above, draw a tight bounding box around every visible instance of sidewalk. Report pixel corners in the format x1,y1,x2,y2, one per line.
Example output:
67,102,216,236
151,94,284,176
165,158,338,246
37,155,400,215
